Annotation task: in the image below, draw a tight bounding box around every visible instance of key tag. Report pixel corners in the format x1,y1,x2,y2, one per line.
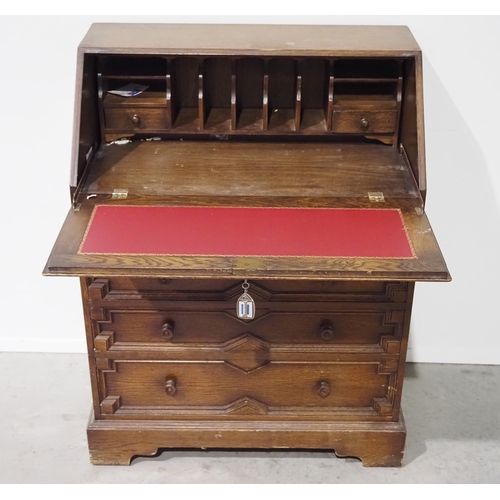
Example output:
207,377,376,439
237,280,255,320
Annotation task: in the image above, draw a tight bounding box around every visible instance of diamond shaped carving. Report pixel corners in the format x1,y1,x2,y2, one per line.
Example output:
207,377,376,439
224,397,269,415
222,333,270,373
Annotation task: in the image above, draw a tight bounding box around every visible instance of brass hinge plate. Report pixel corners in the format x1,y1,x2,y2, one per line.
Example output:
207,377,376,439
111,188,128,200
368,191,385,202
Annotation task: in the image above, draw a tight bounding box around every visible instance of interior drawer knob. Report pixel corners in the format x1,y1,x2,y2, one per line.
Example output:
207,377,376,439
161,320,175,340
130,113,140,124
360,117,369,130
317,380,331,398
320,322,334,341
165,378,177,396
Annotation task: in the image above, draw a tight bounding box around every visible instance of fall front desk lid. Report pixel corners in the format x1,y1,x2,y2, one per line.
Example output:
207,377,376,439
44,204,450,280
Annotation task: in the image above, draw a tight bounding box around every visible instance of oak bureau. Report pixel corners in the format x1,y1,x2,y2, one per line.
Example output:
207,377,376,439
44,23,450,466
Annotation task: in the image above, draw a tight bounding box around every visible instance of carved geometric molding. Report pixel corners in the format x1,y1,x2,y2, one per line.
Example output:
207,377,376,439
223,396,269,415
238,283,272,301
100,395,121,414
373,397,393,416
101,281,272,303
377,359,399,375
379,335,401,355
246,281,410,303
384,309,405,326
386,283,408,303
88,279,110,301
222,333,270,373
90,307,107,321
221,310,270,327
94,331,115,352
95,358,116,372
383,310,405,341
92,280,409,304
220,282,273,302
244,281,409,303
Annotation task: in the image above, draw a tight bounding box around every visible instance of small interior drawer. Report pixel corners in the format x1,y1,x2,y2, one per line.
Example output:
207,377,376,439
331,111,396,134
104,107,167,131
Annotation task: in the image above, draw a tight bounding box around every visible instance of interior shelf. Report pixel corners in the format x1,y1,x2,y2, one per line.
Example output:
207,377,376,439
97,55,403,140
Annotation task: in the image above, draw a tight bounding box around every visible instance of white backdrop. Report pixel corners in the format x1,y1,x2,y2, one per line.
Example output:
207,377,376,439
1,16,498,364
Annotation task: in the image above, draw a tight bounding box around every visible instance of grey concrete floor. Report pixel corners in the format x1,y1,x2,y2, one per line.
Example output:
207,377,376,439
0,352,499,483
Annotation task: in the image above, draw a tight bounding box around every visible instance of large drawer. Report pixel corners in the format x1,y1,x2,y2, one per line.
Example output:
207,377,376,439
87,278,408,303
91,308,404,347
98,360,394,419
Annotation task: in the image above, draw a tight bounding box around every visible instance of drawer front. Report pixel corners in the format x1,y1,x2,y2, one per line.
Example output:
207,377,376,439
88,278,408,303
94,309,403,346
331,111,396,134
104,107,167,131
99,360,392,417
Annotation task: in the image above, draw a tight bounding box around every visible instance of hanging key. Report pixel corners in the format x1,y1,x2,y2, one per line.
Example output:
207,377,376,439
236,280,255,320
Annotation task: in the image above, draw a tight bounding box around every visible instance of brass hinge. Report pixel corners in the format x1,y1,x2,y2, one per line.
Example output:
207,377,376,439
368,191,385,202
111,188,129,200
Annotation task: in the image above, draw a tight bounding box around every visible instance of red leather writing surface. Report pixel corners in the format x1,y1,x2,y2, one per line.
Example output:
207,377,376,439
79,205,415,259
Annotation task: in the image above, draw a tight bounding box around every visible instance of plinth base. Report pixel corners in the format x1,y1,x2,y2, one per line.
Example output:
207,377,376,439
87,411,407,467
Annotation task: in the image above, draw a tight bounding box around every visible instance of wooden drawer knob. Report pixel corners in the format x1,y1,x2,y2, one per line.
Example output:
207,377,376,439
320,322,334,341
360,117,369,130
165,378,177,396
131,113,140,124
161,320,175,340
317,380,331,398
